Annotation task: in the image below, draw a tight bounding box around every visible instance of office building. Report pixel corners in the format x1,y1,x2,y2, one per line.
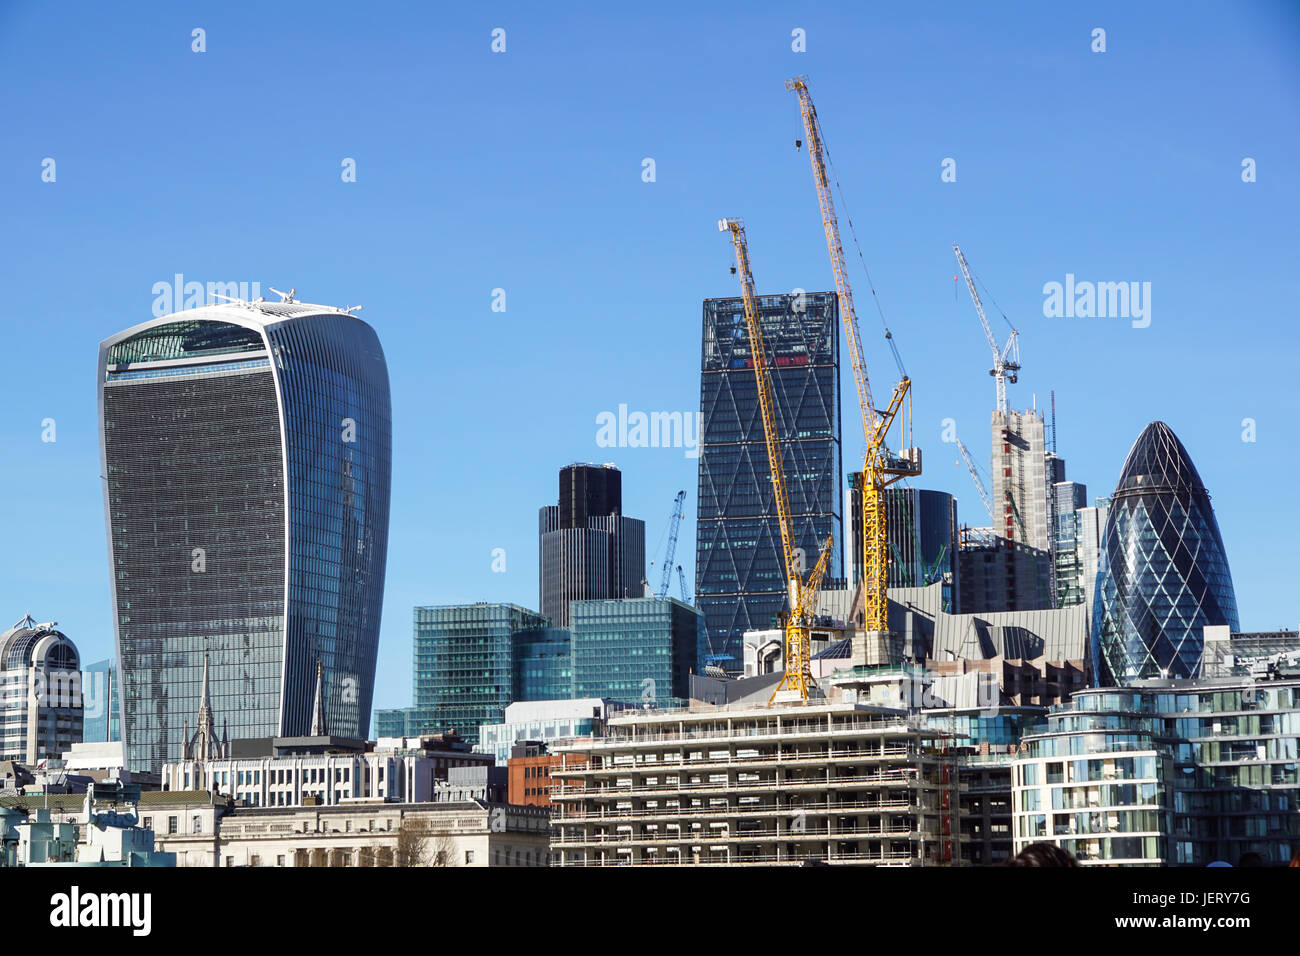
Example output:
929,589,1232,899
539,463,645,627
696,292,843,666
477,697,624,765
569,597,700,707
80,658,120,744
549,698,959,866
98,299,392,771
1053,497,1108,616
411,603,549,745
1092,422,1239,684
0,616,82,763
848,481,957,607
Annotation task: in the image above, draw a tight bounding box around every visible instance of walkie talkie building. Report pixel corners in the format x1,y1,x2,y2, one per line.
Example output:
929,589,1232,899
98,299,391,771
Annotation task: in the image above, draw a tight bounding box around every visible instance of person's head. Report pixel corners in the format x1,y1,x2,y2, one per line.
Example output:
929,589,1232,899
1237,851,1264,868
1006,842,1080,867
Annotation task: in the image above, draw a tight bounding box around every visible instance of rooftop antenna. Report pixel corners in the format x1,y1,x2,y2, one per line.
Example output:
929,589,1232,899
341,305,363,314
210,293,265,308
268,287,297,303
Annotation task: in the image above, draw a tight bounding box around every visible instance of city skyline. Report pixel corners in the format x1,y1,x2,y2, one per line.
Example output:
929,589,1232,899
2,3,1298,718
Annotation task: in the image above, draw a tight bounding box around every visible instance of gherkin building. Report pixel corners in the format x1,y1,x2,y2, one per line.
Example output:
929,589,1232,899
1091,422,1239,685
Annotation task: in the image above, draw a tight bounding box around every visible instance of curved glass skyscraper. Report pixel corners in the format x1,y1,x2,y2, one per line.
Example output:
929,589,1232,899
1091,422,1238,685
98,299,391,771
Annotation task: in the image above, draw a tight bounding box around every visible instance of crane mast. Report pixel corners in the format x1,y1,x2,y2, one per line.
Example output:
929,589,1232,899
656,490,687,599
786,75,921,637
955,438,993,520
953,243,1020,417
719,216,832,699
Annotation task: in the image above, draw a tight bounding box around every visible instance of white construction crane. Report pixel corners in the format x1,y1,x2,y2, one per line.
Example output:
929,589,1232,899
953,244,1020,416
955,438,993,521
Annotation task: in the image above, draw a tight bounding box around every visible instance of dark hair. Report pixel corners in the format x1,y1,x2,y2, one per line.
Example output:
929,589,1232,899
1237,851,1265,868
1005,842,1080,867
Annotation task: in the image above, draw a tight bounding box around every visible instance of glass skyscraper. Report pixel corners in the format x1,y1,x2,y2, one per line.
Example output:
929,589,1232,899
695,292,842,667
569,597,700,707
410,603,552,745
1092,422,1239,685
98,300,392,771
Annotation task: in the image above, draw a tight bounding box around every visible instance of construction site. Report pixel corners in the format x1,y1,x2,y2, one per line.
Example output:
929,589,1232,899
544,76,1097,867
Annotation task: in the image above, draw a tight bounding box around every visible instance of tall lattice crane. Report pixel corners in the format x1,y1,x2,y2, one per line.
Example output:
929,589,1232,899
655,490,687,599
955,438,993,521
786,75,921,637
719,217,833,700
953,244,1020,416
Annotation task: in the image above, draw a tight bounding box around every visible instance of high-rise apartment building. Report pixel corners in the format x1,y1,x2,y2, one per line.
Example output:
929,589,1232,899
98,300,392,771
539,464,645,627
696,292,842,666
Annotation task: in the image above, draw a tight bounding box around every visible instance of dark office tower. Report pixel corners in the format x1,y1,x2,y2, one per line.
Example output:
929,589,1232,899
539,463,645,627
1092,422,1239,685
99,300,392,771
849,479,958,605
696,292,843,667
559,463,622,529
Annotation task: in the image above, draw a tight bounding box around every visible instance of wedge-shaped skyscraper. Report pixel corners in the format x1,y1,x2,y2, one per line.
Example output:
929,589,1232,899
98,299,391,771
1092,422,1238,684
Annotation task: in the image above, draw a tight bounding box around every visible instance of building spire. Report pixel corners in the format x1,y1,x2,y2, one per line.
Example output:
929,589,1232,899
186,652,222,763
310,659,327,737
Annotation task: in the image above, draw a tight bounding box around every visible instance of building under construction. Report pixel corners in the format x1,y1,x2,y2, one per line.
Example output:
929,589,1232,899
548,695,960,867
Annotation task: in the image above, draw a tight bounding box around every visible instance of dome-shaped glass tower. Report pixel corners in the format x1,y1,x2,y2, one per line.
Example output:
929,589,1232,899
1091,422,1239,685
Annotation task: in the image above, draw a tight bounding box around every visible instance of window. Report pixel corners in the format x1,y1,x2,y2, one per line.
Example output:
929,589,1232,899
192,815,202,834
277,855,286,867
142,816,152,830
464,850,474,864
168,816,178,834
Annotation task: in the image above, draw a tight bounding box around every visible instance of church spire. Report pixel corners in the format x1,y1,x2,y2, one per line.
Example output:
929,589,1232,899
186,652,222,763
310,660,327,737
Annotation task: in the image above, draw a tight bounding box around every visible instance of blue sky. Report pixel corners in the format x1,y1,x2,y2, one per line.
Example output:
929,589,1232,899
1,1,1297,713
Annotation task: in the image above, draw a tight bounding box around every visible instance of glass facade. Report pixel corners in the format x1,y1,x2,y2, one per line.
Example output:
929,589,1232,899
696,293,842,666
99,305,391,772
411,604,548,746
1014,679,1300,865
1092,422,1239,685
80,659,121,744
513,627,572,702
569,597,700,707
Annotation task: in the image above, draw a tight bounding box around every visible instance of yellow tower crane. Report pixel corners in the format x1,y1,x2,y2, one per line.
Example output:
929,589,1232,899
719,217,833,700
786,75,922,640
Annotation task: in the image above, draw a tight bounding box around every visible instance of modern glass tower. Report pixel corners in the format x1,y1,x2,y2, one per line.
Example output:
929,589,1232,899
410,603,550,745
1091,422,1239,685
695,292,842,667
98,299,392,771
